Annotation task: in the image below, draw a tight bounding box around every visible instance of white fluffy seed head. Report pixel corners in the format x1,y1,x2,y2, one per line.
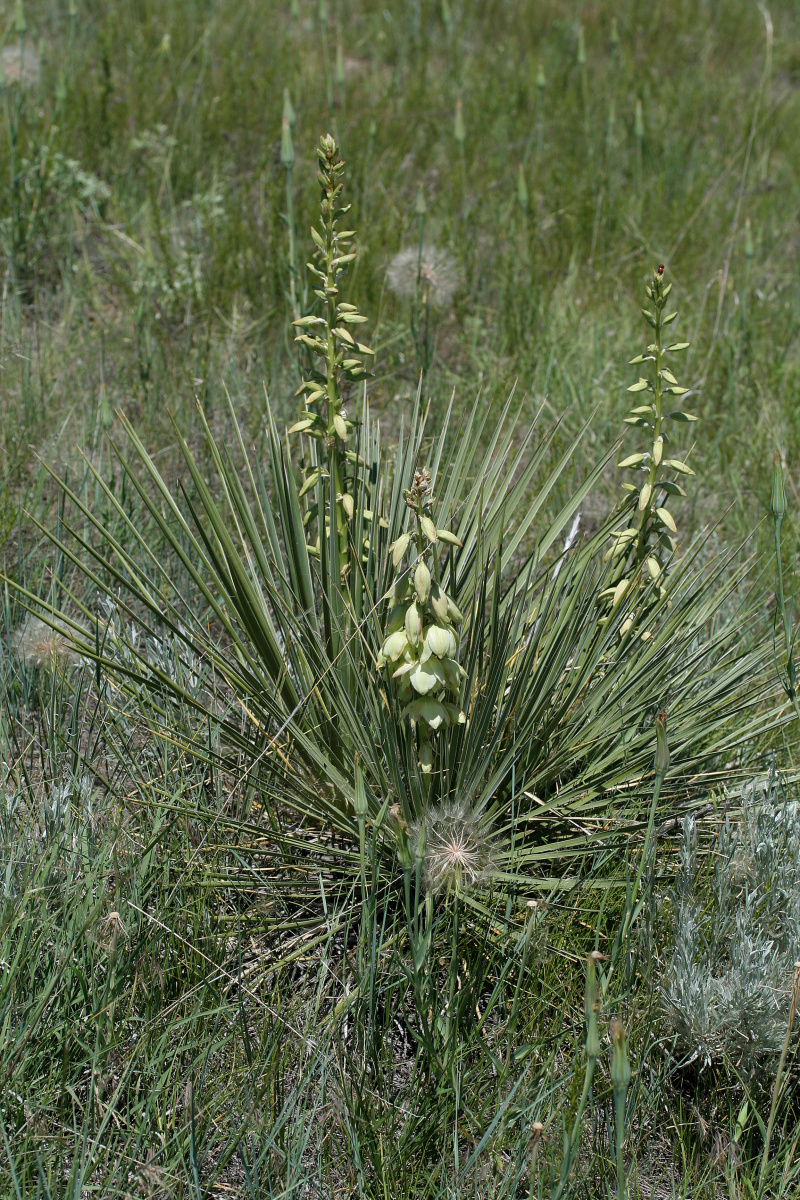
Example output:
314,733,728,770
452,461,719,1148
10,617,82,671
386,245,461,308
411,801,493,895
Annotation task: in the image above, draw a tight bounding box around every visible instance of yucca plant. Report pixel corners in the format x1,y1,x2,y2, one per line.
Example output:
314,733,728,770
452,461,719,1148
17,386,783,937
7,142,787,976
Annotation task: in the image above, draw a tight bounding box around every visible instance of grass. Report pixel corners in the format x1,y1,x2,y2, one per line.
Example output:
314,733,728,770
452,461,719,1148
2,0,800,1196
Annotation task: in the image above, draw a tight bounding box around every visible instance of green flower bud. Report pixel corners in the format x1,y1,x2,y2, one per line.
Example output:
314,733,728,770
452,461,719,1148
415,818,427,862
585,950,605,1059
654,709,669,777
335,36,345,87
353,759,368,817
771,453,787,522
415,181,427,217
576,24,586,66
609,1018,631,1091
536,61,546,91
454,95,466,145
414,560,431,603
517,163,529,212
634,97,644,141
280,113,294,169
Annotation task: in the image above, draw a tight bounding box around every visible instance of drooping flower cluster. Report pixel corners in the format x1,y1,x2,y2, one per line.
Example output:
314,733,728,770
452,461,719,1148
377,467,466,771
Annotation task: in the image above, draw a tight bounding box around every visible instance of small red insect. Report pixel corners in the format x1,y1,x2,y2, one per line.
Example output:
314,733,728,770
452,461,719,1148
657,263,665,274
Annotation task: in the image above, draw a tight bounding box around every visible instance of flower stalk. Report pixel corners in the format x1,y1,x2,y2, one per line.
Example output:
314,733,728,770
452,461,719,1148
610,1019,632,1200
291,135,374,583
769,454,800,729
604,266,695,623
551,951,606,1200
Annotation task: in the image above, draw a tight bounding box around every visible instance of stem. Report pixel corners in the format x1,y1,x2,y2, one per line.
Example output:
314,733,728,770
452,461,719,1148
759,962,800,1197
322,185,346,582
638,308,663,557
614,1085,627,1200
284,164,298,321
551,1054,597,1200
611,768,664,979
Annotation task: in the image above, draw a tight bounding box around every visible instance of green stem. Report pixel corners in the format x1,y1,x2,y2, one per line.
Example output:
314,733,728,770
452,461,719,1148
284,164,298,321
322,191,346,581
774,514,795,690
614,1085,627,1200
638,310,663,557
758,963,800,1197
551,1055,597,1200
611,768,664,979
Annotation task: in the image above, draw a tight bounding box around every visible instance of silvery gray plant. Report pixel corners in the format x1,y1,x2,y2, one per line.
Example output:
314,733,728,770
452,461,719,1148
662,769,800,1075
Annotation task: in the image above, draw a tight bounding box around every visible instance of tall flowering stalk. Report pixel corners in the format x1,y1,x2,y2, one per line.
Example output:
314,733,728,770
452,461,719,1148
604,266,695,615
291,134,374,581
769,454,800,730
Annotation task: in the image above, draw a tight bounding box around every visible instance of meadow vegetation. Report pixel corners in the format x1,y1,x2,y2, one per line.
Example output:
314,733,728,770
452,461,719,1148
1,0,800,1196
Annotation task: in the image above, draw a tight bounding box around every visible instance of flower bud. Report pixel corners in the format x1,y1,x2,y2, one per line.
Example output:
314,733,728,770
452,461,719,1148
353,759,368,818
771,454,787,522
634,97,644,141
585,950,605,1059
536,61,546,91
281,113,294,169
335,35,345,87
415,818,427,862
415,181,427,217
577,25,586,66
414,560,431,603
454,96,466,145
654,709,669,776
609,1019,631,1091
517,163,529,212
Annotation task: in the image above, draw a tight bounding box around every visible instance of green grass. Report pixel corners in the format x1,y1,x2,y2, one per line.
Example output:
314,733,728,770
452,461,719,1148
2,0,800,1196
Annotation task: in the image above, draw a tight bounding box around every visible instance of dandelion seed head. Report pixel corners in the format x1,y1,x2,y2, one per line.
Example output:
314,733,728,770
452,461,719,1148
10,616,82,671
386,245,460,308
412,801,493,895
1,45,41,89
